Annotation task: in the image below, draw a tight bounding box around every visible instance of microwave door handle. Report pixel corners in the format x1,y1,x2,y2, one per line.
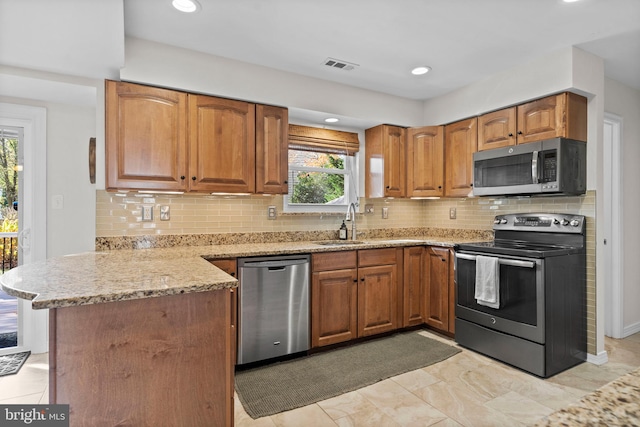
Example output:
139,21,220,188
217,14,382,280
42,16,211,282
531,150,539,184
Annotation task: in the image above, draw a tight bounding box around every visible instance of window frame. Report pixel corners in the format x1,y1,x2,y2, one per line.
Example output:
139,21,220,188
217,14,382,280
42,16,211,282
283,151,359,214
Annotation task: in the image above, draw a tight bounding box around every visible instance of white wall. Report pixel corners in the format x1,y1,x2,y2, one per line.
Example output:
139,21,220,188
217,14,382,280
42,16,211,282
604,78,640,334
0,95,97,257
121,38,425,128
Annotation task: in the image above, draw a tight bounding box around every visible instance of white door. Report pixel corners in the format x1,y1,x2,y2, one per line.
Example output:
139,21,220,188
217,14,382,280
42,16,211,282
0,103,48,355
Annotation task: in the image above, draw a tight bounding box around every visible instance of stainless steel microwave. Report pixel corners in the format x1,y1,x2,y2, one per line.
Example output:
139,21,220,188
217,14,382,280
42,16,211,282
473,137,586,197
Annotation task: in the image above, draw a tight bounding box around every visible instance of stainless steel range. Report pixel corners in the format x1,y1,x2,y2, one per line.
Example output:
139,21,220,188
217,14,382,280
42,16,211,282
454,213,587,378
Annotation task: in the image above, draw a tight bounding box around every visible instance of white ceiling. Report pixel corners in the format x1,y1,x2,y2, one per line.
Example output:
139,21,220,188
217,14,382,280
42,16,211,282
0,0,639,105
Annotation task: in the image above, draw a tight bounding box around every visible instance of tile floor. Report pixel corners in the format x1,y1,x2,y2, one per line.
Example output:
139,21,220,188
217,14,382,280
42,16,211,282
1,330,638,426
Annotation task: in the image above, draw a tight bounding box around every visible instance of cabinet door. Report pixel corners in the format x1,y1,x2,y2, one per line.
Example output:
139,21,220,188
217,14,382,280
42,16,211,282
358,264,398,337
209,259,238,364
383,126,406,198
407,126,444,197
516,94,564,144
189,95,256,193
312,268,358,347
106,80,188,191
478,107,516,151
256,105,289,194
403,247,426,327
425,246,450,331
365,125,406,198
444,117,477,197
517,92,587,144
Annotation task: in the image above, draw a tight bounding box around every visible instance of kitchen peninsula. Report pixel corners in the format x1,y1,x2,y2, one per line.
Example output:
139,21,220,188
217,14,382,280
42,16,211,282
0,231,490,426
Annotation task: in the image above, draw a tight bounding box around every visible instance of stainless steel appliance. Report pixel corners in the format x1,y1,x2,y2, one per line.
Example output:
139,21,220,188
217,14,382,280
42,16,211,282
237,254,310,365
454,213,586,377
473,137,586,197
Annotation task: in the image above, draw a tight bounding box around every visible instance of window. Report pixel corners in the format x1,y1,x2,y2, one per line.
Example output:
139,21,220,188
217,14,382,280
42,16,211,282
284,125,360,213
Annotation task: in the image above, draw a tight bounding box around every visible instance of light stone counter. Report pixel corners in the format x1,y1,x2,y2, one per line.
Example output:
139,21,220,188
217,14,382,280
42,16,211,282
0,234,489,310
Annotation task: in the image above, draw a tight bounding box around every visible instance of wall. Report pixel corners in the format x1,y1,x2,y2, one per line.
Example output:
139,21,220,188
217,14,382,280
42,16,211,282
0,95,97,258
604,78,640,334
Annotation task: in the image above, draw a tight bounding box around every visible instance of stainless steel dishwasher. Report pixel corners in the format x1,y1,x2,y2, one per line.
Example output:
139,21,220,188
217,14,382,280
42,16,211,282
237,254,310,365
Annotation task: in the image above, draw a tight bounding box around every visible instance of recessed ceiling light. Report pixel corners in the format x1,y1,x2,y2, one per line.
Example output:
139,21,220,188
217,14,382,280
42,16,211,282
324,118,339,123
172,0,200,13
411,66,432,76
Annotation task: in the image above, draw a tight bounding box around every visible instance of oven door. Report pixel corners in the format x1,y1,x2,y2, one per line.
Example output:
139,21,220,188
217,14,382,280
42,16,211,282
455,251,544,344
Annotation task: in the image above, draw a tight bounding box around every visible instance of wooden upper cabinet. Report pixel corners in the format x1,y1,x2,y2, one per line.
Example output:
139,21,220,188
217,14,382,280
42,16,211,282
407,126,444,197
365,125,406,198
255,105,288,194
477,107,516,151
516,92,587,144
444,117,477,197
106,80,188,191
189,95,256,193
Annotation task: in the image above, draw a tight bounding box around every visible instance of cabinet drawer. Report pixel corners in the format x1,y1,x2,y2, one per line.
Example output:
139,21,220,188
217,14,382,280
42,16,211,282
358,248,397,267
312,251,357,272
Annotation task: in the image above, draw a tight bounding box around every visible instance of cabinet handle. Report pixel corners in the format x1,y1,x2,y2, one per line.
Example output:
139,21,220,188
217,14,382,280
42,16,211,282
192,176,197,181
353,279,358,283
230,272,235,277
180,175,186,180
518,131,523,135
386,186,390,189
470,183,473,187
361,278,365,281
284,180,288,184
508,133,514,137
438,185,442,189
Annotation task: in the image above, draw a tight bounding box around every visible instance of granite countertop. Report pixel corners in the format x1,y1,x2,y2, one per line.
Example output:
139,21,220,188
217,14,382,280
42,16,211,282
0,235,487,310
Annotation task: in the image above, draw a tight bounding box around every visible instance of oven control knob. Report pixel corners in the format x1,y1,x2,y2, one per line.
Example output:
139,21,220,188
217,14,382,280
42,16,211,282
500,218,508,224
561,219,570,226
570,219,581,227
553,219,560,225
494,218,501,224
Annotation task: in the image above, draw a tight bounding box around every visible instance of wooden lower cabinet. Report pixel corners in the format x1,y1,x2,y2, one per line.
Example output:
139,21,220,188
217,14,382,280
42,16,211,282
425,246,451,331
312,266,359,347
402,246,427,327
210,259,238,364
311,249,401,347
49,291,234,426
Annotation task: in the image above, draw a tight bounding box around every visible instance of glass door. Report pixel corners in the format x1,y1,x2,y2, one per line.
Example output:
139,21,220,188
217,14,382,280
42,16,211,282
0,126,21,355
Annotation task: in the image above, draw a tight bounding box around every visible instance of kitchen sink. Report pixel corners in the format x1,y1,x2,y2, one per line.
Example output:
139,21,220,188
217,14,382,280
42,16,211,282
312,240,368,246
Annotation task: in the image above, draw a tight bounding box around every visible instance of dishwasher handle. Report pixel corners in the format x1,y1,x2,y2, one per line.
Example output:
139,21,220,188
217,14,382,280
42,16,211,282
240,258,309,268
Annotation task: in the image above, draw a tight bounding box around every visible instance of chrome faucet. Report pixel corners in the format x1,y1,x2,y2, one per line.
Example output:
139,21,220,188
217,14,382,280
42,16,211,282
346,202,357,240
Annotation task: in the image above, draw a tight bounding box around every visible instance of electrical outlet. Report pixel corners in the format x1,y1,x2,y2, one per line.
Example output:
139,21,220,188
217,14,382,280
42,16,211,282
365,204,374,214
160,205,170,221
267,205,277,220
382,207,389,219
449,207,457,219
141,205,153,221
52,195,64,210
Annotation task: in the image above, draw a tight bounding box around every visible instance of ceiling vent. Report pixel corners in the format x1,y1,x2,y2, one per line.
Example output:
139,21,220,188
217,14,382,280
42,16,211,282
323,58,359,71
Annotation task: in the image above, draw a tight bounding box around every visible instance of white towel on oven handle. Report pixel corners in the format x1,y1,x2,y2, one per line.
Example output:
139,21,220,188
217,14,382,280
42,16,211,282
474,255,500,309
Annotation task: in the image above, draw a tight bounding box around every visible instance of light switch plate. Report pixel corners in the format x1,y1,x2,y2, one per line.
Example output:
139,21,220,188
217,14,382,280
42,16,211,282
382,207,389,219
450,207,457,219
160,205,170,221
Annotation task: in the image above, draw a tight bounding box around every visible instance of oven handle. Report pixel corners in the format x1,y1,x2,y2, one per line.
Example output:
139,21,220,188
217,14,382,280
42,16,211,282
455,253,536,268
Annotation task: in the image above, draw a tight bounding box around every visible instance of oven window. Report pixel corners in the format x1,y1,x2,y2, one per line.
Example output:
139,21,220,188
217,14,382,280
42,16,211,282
457,257,538,326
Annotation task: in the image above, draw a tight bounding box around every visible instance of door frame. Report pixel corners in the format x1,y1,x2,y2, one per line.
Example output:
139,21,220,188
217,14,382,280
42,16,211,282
0,102,48,354
603,112,623,339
